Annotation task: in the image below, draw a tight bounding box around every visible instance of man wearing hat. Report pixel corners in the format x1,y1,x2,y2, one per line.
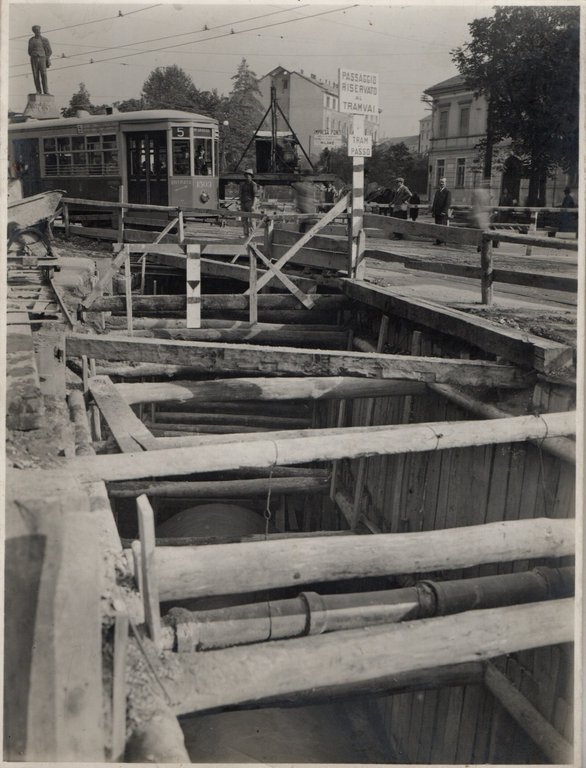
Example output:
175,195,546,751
239,168,258,236
431,177,451,245
28,25,52,95
391,177,412,239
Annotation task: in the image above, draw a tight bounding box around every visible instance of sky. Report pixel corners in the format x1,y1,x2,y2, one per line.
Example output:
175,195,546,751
7,1,494,138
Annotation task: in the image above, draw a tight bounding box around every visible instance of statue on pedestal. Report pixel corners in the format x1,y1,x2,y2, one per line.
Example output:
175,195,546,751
28,25,52,95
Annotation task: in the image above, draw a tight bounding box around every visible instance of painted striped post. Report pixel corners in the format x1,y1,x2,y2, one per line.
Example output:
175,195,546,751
186,244,201,328
350,115,366,279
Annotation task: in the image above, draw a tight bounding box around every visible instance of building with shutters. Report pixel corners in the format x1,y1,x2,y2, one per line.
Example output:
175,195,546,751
423,74,572,206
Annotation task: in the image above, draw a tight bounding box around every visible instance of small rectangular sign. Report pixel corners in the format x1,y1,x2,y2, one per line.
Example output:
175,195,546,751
348,133,372,157
339,69,379,115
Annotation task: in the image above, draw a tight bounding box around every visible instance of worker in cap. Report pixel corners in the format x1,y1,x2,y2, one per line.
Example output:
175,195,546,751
239,168,258,236
391,176,412,238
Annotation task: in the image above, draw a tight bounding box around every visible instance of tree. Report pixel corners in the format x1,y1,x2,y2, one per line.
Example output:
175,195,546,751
141,65,198,111
224,58,266,170
62,82,93,117
452,7,579,205
114,97,146,113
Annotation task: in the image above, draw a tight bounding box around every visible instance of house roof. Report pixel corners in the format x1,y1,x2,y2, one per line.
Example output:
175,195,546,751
424,74,468,96
261,65,338,96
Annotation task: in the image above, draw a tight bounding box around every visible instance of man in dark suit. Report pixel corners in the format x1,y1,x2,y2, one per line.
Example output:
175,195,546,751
431,177,451,245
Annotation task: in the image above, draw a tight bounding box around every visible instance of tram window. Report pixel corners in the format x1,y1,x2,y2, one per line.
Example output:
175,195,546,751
193,140,211,175
86,135,100,150
103,134,117,149
88,152,102,174
45,153,57,175
72,135,85,151
173,140,191,175
104,150,118,174
57,136,71,152
43,137,56,152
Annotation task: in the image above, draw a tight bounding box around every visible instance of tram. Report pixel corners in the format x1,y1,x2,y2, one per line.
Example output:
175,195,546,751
8,110,220,219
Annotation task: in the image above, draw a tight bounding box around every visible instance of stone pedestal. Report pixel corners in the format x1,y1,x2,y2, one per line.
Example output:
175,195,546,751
24,93,60,119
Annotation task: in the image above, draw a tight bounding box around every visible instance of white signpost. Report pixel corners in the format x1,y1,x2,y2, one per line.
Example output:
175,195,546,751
339,69,379,279
185,244,201,328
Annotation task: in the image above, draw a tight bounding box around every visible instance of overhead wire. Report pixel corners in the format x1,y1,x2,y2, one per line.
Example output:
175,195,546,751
9,5,163,40
9,4,358,79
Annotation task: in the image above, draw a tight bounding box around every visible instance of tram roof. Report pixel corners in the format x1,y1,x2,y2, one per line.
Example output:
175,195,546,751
9,109,217,131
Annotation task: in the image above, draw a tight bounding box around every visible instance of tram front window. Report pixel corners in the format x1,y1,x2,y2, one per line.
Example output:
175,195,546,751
173,140,191,175
194,136,213,175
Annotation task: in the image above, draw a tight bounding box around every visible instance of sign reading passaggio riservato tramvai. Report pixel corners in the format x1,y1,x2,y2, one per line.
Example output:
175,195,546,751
338,69,379,115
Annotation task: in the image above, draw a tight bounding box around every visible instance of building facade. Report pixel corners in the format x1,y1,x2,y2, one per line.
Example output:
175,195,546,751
258,66,380,164
423,74,571,206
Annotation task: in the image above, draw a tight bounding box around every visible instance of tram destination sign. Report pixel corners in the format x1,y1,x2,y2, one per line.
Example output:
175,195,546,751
339,69,379,116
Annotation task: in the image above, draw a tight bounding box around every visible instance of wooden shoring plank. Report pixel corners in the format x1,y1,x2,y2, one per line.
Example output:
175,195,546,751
124,246,133,335
162,598,573,717
90,293,347,314
484,662,573,764
111,612,129,762
88,375,157,453
252,193,350,293
246,243,315,309
351,315,389,528
81,245,130,310
64,410,577,483
491,231,578,251
119,519,575,602
136,495,162,648
115,378,425,407
342,279,573,374
65,334,531,388
248,245,258,323
108,475,330,499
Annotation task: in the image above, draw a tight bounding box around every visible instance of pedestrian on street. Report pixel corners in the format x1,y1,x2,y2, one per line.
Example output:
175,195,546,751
431,177,451,245
239,168,258,237
409,191,421,222
558,187,577,234
391,177,412,239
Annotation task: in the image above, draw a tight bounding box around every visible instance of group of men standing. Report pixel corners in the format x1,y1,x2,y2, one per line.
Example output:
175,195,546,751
386,176,451,243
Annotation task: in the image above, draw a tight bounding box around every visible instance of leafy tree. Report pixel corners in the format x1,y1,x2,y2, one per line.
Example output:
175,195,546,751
452,6,579,205
62,82,93,117
114,97,146,113
224,58,266,170
141,65,198,111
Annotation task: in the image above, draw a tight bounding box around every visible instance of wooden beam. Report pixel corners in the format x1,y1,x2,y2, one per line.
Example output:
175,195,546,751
115,377,427,406
107,326,349,348
122,518,574,602
111,612,129,762
201,257,317,293
66,334,530,388
246,243,315,309
342,280,573,374
251,194,350,294
364,212,482,246
484,662,573,764
136,495,161,647
88,375,157,452
428,382,575,464
163,598,573,716
490,231,578,251
66,411,576,483
89,293,348,314
81,246,130,310
108,475,329,499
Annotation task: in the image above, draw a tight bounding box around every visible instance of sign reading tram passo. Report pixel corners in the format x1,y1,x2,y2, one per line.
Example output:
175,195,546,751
338,69,379,115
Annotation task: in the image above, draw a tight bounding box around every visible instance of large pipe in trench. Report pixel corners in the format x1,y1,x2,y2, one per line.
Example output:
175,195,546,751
159,566,574,652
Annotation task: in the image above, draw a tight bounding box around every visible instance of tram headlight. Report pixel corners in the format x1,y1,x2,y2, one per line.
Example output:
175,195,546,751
200,192,210,203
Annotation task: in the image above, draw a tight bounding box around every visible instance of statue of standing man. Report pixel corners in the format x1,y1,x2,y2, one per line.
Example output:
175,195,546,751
28,25,52,95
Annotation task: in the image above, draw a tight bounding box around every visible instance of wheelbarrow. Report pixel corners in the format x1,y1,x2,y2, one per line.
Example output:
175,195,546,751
7,190,66,262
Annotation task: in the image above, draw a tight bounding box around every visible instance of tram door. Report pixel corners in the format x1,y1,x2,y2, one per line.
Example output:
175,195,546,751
11,138,42,197
126,131,168,206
